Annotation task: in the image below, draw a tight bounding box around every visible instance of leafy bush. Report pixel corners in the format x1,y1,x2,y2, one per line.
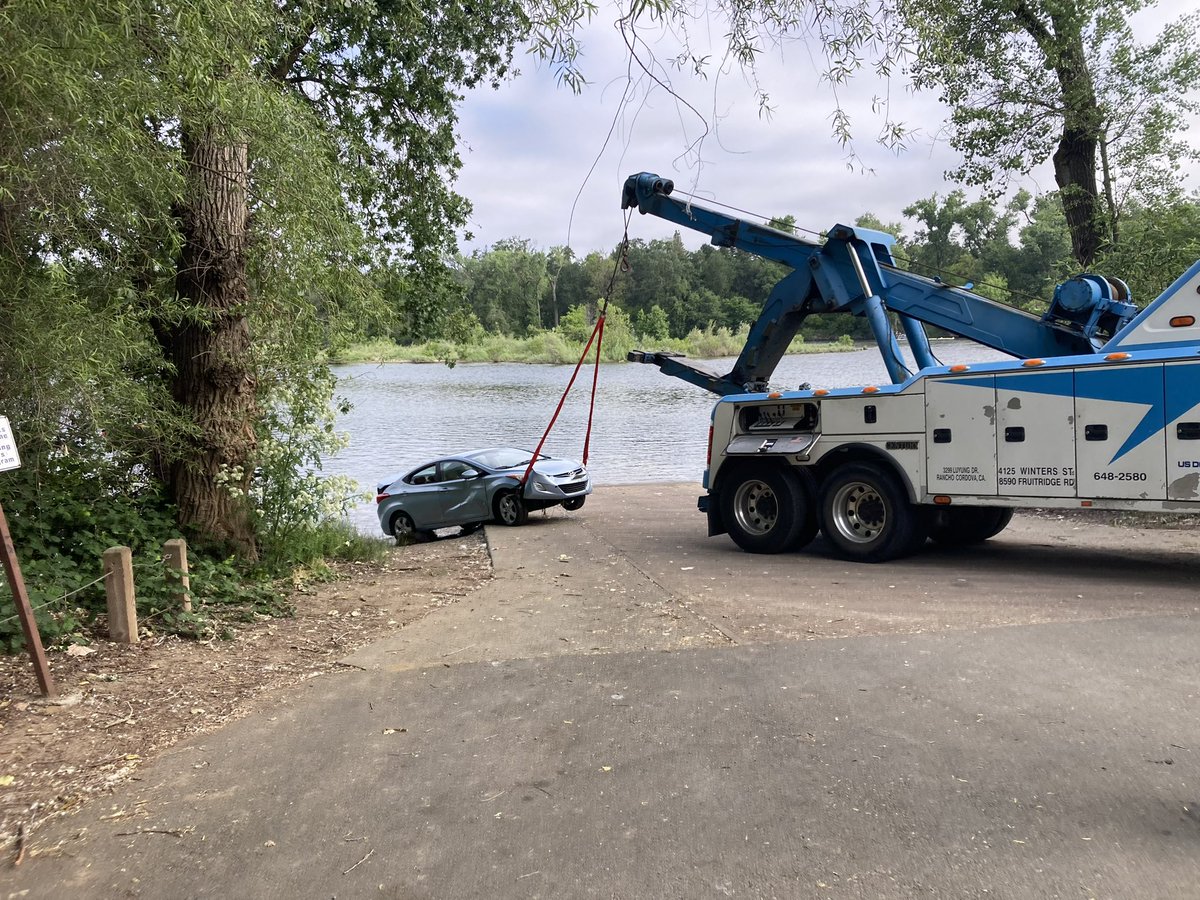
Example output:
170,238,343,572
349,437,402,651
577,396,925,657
0,465,378,652
0,458,278,651
681,324,748,358
249,364,373,572
0,359,392,653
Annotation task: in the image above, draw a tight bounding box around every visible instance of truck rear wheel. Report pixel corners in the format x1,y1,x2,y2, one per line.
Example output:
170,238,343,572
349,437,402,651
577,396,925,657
720,464,818,554
818,462,926,562
928,507,1013,546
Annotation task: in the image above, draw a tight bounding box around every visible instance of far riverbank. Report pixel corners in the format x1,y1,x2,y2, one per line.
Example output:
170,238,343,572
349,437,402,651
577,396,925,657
330,332,858,366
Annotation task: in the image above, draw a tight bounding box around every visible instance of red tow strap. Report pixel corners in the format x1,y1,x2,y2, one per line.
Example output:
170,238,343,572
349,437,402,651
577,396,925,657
519,313,606,486
582,314,605,465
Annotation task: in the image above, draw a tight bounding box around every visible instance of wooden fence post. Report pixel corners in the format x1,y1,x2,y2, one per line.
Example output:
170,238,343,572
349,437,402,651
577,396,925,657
163,538,191,613
0,500,55,696
102,546,138,644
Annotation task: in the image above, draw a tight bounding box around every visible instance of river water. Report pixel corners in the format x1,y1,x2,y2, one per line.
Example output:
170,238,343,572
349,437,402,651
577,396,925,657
325,340,1008,533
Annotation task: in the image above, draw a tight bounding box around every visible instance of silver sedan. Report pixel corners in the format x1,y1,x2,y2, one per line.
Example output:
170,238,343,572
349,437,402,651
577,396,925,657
375,447,593,541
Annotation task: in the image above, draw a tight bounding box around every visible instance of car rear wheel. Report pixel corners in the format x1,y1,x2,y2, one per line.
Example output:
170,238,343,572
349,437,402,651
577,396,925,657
391,511,433,544
493,490,529,526
562,496,586,511
818,462,926,562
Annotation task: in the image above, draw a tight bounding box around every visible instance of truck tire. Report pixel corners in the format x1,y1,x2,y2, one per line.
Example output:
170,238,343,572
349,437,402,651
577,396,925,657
818,462,926,562
928,507,1013,546
719,464,818,554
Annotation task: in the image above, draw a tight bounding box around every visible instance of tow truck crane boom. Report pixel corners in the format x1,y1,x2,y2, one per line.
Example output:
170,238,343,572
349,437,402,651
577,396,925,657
621,173,1137,394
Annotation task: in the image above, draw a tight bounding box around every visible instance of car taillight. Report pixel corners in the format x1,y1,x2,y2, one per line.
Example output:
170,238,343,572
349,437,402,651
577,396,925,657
706,425,713,466
375,492,390,504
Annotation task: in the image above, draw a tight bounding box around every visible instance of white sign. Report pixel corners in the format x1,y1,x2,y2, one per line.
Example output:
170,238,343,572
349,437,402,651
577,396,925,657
0,416,20,472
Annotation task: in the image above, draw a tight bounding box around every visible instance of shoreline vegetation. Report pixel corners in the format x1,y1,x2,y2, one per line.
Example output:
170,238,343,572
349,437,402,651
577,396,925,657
331,327,859,366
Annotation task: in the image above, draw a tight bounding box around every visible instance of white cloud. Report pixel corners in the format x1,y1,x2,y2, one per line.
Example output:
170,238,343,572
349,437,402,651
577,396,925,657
454,1,1199,256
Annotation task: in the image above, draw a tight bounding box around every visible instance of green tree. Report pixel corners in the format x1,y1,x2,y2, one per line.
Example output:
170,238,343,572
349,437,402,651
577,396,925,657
692,245,735,299
0,2,187,465
667,287,725,336
162,0,530,557
1,0,531,561
633,304,671,341
579,250,625,316
1096,197,1200,301
544,245,579,328
900,0,1200,267
623,235,692,320
1004,191,1075,305
379,263,472,344
461,239,551,334
726,250,787,308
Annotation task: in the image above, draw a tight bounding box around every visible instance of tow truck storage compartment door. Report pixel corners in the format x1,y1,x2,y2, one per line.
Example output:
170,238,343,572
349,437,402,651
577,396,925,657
1075,363,1166,499
995,370,1076,498
1166,361,1200,502
924,376,997,495
821,395,924,435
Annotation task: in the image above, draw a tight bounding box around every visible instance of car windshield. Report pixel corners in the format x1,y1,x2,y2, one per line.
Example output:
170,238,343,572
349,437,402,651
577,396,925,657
469,448,545,470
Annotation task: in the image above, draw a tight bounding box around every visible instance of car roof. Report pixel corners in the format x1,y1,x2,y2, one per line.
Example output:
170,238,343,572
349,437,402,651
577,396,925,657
401,447,523,475
462,446,527,459
397,447,545,481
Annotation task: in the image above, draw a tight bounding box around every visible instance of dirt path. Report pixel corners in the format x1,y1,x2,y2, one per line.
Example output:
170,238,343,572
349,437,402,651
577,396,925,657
0,531,491,855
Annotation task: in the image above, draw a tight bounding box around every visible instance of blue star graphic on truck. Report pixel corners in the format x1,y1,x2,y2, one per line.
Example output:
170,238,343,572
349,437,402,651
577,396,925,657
943,362,1200,464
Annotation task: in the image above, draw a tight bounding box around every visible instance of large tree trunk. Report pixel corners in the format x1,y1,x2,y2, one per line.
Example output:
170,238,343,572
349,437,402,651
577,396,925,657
1047,22,1106,268
1052,121,1103,268
164,123,259,561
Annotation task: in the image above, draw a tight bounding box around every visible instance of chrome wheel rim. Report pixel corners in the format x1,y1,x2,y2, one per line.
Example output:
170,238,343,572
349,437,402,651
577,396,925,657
732,479,779,536
829,481,886,544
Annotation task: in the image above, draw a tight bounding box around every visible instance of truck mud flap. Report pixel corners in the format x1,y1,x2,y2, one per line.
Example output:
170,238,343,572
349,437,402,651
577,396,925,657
698,494,726,536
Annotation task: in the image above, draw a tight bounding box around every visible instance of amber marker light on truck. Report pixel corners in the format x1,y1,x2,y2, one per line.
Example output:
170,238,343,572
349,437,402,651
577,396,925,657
933,495,953,505
862,385,879,393
1022,359,1045,367
1171,315,1195,327
1106,352,1131,361
949,364,970,372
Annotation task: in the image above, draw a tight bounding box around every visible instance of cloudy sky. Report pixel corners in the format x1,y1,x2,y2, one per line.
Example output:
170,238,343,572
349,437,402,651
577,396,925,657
453,1,1198,257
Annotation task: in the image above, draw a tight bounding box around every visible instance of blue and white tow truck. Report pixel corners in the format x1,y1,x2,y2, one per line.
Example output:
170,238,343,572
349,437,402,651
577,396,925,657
621,173,1200,562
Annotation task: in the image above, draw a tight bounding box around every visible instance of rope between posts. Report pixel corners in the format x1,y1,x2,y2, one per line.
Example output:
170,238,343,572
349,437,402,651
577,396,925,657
0,558,162,627
0,570,112,627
